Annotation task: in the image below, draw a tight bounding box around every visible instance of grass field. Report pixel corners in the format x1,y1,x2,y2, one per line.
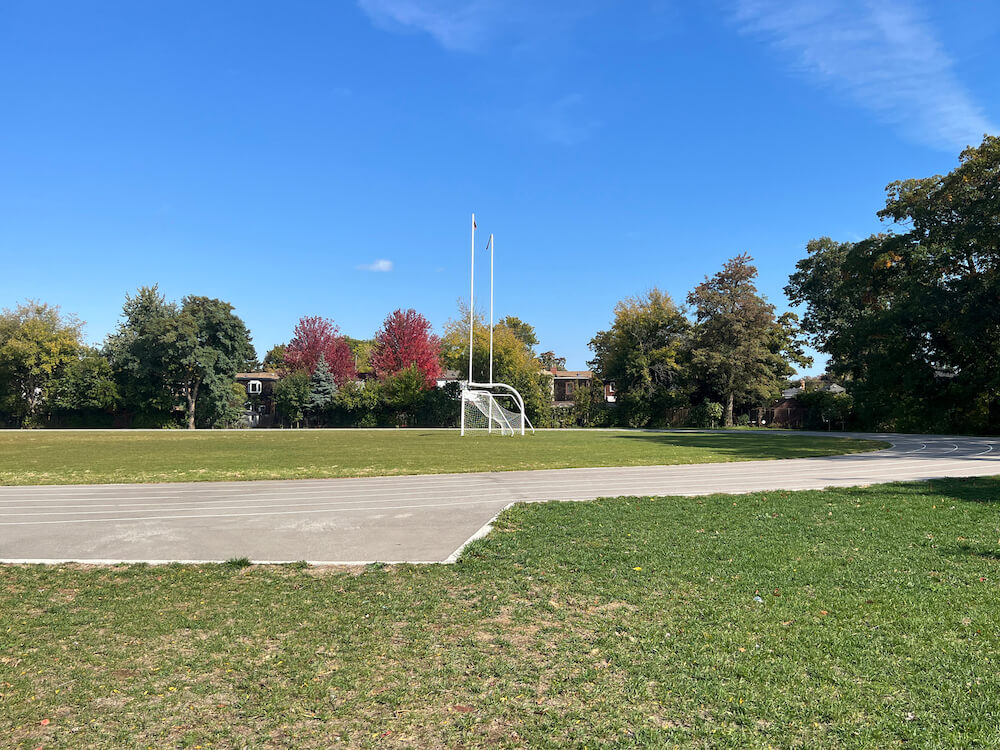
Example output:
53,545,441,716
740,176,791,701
0,429,886,485
3,476,999,748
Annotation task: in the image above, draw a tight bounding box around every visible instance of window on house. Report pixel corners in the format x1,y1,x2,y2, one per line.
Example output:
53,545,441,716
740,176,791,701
248,380,262,394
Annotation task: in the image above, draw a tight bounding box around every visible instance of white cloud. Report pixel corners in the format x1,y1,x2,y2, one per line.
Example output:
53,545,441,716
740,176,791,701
358,259,394,272
357,0,511,51
356,0,592,52
732,0,995,150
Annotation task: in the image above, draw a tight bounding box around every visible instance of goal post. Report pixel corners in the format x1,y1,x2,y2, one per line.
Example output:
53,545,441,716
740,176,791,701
461,213,534,437
460,383,533,436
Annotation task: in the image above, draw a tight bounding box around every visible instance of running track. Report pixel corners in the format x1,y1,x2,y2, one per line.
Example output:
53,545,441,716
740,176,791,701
1,432,997,564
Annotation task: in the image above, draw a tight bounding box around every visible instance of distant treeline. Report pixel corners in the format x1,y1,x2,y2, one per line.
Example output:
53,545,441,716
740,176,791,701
2,136,997,433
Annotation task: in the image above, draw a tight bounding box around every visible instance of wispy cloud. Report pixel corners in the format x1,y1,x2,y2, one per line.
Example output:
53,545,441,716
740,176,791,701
357,0,515,52
521,93,602,146
732,0,995,150
358,259,394,272
356,0,593,52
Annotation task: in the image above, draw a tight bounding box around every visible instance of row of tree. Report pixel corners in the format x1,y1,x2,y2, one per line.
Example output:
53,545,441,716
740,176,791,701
2,254,807,429
7,136,993,432
587,256,809,427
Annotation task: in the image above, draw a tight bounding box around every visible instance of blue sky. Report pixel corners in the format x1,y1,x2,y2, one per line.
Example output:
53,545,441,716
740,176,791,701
2,1,997,373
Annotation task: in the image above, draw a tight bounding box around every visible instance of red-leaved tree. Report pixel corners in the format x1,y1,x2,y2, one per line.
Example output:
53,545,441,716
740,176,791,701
370,308,442,388
284,316,357,384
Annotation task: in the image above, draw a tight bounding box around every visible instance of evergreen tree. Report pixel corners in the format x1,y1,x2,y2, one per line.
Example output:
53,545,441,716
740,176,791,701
305,353,337,425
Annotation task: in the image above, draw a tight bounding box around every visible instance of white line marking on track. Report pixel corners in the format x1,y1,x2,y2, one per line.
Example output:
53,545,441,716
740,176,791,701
0,498,512,526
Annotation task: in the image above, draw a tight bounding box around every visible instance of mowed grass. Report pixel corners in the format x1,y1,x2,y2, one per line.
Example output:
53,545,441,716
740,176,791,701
0,430,886,485
4,477,1000,748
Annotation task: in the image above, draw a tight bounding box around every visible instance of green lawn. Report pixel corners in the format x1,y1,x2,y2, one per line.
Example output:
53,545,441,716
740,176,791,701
0,429,886,485
4,477,999,748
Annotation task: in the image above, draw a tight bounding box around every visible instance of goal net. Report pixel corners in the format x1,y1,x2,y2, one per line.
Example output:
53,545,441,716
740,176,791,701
461,387,531,436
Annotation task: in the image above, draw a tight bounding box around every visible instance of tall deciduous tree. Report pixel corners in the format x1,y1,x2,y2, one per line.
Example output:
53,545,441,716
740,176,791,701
787,135,1000,432
274,370,310,428
0,302,83,425
687,255,810,426
370,308,441,388
106,288,254,429
284,316,356,384
441,306,550,424
164,296,255,430
105,286,177,425
48,347,119,419
538,351,567,371
499,316,538,351
588,289,690,427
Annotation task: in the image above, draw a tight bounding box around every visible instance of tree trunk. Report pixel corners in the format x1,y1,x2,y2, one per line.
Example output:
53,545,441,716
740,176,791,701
725,391,734,427
186,381,199,430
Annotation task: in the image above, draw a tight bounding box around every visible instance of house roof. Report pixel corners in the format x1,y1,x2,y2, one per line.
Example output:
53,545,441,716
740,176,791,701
236,372,280,381
547,370,593,379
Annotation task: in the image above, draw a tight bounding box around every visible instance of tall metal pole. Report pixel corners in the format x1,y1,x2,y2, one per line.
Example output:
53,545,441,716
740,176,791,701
489,233,494,387
468,214,475,384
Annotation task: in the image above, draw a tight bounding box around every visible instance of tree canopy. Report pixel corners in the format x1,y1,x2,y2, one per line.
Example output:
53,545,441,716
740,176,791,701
370,308,441,388
588,289,690,427
0,302,84,425
787,135,1000,432
688,255,809,426
441,307,550,423
284,316,356,385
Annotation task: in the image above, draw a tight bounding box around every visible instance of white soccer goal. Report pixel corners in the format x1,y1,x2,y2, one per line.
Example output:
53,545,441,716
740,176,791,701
460,213,534,437
461,384,534,436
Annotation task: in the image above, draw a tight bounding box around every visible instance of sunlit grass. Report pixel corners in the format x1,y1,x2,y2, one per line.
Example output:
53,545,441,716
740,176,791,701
3,476,998,747
0,430,886,485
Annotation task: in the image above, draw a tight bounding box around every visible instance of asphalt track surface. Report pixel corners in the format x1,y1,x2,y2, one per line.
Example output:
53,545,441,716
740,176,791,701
1,432,998,565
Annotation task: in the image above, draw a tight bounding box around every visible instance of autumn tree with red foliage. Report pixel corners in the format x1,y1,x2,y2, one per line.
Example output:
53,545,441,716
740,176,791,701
283,316,356,385
370,309,442,388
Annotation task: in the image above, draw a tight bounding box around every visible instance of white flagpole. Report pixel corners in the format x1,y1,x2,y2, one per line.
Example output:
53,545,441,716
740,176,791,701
489,233,494,387
468,214,475,384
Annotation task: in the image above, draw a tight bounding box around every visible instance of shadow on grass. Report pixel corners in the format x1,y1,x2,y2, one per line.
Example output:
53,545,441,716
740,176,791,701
943,543,1000,562
612,431,880,459
917,476,1000,504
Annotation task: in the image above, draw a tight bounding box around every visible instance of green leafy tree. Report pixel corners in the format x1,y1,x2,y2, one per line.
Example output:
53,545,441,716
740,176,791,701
106,288,254,429
331,380,382,427
572,379,606,427
687,256,810,426
48,347,119,424
539,351,567,371
588,289,690,427
787,136,1000,432
0,302,84,425
262,344,287,371
380,364,427,427
163,296,255,430
105,286,178,425
441,306,550,425
274,370,310,427
345,337,374,374
689,399,724,429
500,316,539,351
